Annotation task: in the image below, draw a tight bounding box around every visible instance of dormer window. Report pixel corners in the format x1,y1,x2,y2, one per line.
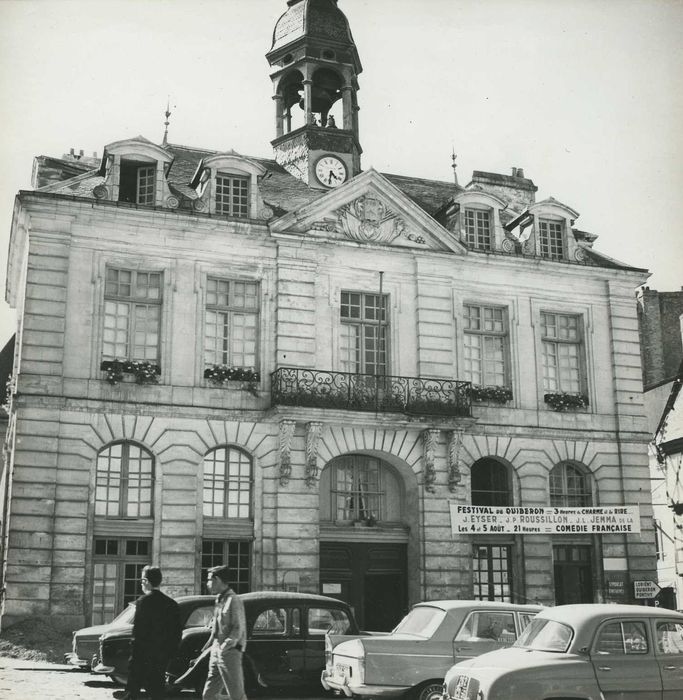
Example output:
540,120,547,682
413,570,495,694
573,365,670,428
464,208,492,250
191,154,266,219
216,173,249,218
538,219,564,260
119,160,156,205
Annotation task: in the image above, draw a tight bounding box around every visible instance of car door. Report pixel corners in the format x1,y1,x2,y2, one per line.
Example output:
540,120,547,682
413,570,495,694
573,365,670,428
654,619,683,699
453,610,518,659
304,604,354,682
591,619,662,699
247,604,305,687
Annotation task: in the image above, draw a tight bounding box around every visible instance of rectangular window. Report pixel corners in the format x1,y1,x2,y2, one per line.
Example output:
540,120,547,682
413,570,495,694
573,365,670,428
102,268,162,362
539,219,564,259
464,304,508,387
473,544,512,602
216,174,249,218
200,539,251,593
92,537,151,624
204,278,259,369
464,209,492,250
541,311,583,393
340,291,388,375
119,161,156,205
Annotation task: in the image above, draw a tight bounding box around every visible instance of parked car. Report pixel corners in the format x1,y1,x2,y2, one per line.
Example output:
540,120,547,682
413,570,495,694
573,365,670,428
321,600,542,700
94,591,359,696
91,594,215,683
65,604,137,669
442,603,683,700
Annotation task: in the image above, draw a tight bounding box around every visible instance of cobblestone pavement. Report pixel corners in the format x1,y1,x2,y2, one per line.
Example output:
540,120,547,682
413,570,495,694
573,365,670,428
0,657,327,700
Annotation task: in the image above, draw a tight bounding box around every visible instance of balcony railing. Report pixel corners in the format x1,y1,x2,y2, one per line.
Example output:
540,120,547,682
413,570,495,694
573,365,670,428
271,368,471,417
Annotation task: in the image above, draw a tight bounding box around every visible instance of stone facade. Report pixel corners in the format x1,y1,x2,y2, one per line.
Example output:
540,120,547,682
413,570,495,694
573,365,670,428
1,0,656,631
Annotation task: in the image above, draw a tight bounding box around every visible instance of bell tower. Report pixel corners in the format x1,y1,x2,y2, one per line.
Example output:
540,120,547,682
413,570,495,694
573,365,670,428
266,0,362,189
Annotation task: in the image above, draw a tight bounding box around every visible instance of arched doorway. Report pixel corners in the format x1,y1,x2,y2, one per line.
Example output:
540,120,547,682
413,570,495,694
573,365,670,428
319,454,408,631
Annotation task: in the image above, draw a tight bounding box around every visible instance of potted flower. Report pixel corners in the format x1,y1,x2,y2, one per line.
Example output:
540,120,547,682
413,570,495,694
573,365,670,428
469,385,513,403
544,391,589,411
100,359,160,385
204,365,260,392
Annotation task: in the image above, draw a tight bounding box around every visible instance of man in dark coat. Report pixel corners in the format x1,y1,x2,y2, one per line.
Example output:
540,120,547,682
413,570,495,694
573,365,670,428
117,565,182,700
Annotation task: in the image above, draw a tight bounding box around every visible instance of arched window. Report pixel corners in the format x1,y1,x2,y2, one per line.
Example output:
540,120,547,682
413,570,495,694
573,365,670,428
95,442,154,518
550,462,592,507
203,447,252,519
471,458,510,506
320,455,402,524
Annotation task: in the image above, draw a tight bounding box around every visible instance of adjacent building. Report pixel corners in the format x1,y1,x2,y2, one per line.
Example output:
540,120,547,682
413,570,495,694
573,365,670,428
639,288,683,606
1,0,656,631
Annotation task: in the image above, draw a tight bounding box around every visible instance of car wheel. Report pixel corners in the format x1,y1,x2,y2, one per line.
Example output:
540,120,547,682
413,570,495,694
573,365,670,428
412,680,444,700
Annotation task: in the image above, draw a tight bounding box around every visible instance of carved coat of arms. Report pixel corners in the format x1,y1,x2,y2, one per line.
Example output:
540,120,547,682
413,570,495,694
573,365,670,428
335,195,407,244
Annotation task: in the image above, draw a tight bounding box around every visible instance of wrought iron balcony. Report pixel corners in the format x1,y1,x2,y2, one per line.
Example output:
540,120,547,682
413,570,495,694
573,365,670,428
271,368,471,417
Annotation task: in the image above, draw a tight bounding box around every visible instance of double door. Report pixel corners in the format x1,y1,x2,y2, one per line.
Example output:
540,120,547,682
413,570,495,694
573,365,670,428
320,541,407,631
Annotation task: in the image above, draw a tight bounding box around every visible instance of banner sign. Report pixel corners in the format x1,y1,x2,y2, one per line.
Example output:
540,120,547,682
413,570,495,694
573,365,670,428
450,505,641,535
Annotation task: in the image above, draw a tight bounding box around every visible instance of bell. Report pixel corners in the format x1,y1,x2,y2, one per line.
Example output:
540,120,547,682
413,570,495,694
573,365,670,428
299,85,340,113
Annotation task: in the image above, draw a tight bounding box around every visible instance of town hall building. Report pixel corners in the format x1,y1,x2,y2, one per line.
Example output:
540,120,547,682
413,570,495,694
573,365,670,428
0,0,655,631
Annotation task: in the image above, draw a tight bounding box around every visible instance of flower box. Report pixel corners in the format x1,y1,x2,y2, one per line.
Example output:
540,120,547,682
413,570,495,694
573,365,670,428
544,392,589,411
470,385,513,403
100,360,160,385
204,365,260,386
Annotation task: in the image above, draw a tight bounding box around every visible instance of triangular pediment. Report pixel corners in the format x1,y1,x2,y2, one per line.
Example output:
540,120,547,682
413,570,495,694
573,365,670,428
269,169,466,253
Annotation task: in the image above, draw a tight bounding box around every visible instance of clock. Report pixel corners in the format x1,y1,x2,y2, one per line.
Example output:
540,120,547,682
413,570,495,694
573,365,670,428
315,155,348,188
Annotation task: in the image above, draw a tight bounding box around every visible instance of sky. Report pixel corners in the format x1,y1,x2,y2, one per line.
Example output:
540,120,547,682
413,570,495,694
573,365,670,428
0,0,681,348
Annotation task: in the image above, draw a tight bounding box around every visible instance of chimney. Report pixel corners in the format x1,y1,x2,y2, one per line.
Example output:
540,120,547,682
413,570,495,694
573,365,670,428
516,168,524,178
511,167,518,177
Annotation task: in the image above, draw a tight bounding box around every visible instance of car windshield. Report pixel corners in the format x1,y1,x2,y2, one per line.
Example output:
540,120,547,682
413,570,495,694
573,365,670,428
513,618,573,652
392,606,446,638
110,604,136,627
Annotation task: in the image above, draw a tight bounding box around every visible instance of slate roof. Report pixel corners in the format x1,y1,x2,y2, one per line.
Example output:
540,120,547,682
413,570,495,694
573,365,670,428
28,139,644,273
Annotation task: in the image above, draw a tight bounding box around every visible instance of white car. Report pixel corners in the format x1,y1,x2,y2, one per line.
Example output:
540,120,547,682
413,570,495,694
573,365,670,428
321,600,541,700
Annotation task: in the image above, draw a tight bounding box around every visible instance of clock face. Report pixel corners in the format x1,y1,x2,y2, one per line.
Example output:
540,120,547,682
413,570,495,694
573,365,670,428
315,155,348,188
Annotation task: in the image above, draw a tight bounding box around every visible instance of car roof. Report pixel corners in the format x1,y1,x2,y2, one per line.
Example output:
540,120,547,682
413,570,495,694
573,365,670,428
537,604,683,626
239,591,349,605
415,600,543,613
175,591,348,605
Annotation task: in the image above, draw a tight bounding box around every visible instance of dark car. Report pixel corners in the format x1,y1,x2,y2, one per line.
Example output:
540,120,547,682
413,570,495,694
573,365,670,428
92,594,215,684
94,591,358,696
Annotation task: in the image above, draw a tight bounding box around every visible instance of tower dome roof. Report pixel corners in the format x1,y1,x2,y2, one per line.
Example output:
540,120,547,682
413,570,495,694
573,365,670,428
270,0,357,54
